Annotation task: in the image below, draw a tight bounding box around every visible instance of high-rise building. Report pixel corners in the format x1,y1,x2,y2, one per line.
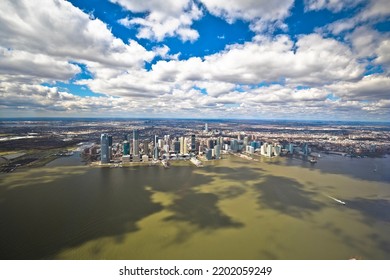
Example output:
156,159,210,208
302,143,309,156
214,144,221,159
230,139,239,152
205,148,212,160
153,135,159,160
123,140,130,155
143,140,149,155
274,144,282,156
191,134,196,151
100,133,110,163
180,137,188,154
207,139,214,149
173,139,180,153
267,144,273,157
199,144,204,154
246,146,255,154
243,136,249,148
133,129,139,156
204,123,208,132
158,139,164,149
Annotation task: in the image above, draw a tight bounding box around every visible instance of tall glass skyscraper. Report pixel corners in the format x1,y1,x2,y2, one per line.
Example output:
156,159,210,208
133,129,139,156
100,133,110,163
191,134,196,151
153,135,159,160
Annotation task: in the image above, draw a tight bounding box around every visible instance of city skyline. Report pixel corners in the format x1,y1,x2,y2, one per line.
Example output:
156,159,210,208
1,0,389,121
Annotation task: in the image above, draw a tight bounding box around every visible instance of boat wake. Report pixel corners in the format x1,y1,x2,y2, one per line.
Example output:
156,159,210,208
327,195,346,205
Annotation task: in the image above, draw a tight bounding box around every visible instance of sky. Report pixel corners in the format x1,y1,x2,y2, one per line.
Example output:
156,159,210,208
0,0,389,121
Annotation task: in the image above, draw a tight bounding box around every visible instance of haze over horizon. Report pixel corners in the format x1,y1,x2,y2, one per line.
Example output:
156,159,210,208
0,0,389,121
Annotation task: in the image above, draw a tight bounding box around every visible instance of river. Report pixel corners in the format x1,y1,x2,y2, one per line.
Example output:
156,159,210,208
0,153,389,259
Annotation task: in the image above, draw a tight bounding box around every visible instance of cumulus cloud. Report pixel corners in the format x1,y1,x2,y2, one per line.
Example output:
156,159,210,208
0,47,80,82
327,74,390,101
200,0,294,33
114,0,202,42
0,0,156,71
304,0,364,12
320,0,390,35
344,26,390,74
149,34,364,86
0,0,389,121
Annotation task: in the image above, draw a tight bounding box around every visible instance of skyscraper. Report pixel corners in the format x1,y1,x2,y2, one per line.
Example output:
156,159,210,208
153,135,159,160
191,134,196,151
230,139,239,152
133,129,139,156
173,138,180,153
267,144,273,157
215,144,221,159
100,133,110,163
302,143,309,156
123,140,130,155
180,136,188,154
204,123,208,132
143,140,149,155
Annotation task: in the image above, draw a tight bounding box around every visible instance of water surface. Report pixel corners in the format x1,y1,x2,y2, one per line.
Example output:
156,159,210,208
0,153,389,259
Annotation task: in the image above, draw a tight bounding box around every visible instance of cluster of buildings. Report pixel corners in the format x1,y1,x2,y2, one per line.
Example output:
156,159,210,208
99,124,314,164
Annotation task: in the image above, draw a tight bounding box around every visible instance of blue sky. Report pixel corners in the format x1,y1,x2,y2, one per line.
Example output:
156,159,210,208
0,0,389,120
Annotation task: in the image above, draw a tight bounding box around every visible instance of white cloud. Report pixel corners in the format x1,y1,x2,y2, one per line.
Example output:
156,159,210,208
200,0,294,33
200,0,293,23
0,0,388,121
304,0,364,12
149,34,364,86
0,0,156,72
321,0,390,35
327,74,390,100
115,0,202,42
344,26,390,73
0,47,80,82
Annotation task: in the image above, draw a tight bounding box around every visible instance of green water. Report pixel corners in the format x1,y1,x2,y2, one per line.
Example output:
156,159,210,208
0,154,389,259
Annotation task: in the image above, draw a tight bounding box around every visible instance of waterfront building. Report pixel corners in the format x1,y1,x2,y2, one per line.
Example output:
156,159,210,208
211,148,216,158
246,146,255,154
133,129,139,156
191,135,196,151
287,143,294,154
260,144,266,156
267,144,273,157
214,144,221,159
153,135,159,160
143,140,149,155
274,144,282,156
123,140,130,155
208,139,215,149
133,154,140,162
163,144,170,153
158,139,164,149
122,155,130,162
302,143,310,156
230,139,239,152
205,148,212,160
142,155,149,162
174,139,180,153
180,137,188,154
100,133,110,163
243,136,249,148
153,146,159,160
199,144,204,154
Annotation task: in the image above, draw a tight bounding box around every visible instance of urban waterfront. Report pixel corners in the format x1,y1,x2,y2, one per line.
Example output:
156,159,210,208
0,152,389,260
